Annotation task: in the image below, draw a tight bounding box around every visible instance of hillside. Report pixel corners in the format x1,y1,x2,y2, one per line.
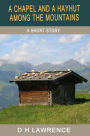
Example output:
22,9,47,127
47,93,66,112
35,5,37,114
0,81,19,110
0,62,33,74
0,93,90,124
0,59,90,110
77,86,90,93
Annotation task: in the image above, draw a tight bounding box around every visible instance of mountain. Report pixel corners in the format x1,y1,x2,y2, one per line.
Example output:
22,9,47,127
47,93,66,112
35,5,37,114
34,59,88,72
85,62,90,68
61,59,86,71
0,62,33,74
0,59,90,110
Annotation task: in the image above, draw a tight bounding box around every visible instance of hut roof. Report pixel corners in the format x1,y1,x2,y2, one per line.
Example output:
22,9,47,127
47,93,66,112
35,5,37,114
10,70,88,83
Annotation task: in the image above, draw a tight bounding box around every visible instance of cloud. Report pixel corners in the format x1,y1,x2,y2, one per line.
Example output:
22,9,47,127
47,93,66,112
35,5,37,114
59,37,67,44
79,59,86,65
52,60,62,65
74,43,90,64
72,35,84,42
0,35,10,42
0,39,53,64
40,39,47,44
0,43,35,64
0,34,89,65
59,35,84,44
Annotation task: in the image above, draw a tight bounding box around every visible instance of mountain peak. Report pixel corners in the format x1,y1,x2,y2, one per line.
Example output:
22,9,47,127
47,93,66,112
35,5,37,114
63,59,81,65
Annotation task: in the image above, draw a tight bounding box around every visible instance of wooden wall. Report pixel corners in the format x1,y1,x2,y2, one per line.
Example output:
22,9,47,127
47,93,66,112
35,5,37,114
17,82,51,105
19,90,50,105
52,83,75,104
17,81,75,105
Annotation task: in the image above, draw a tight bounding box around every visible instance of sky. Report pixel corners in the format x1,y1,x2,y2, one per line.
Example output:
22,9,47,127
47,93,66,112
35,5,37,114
0,34,90,65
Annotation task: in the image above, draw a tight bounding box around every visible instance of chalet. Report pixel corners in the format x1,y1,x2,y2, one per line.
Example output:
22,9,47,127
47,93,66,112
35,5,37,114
10,70,87,105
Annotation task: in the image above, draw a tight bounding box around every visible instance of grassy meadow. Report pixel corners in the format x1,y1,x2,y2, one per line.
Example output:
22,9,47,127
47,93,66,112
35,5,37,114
0,93,90,124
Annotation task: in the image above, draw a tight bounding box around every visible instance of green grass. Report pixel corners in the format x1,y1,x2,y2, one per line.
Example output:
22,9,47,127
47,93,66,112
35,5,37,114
0,93,90,124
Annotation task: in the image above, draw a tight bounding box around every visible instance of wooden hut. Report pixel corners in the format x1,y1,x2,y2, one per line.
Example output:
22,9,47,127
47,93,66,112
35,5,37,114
10,70,87,105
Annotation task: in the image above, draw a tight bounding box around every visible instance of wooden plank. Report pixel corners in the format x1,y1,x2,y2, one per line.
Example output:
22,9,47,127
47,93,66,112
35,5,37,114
21,102,49,105
20,93,48,97
21,97,48,101
21,98,48,103
20,91,48,94
20,91,48,95
21,96,48,99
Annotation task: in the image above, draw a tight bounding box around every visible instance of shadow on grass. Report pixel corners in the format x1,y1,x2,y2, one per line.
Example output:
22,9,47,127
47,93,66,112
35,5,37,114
75,98,90,104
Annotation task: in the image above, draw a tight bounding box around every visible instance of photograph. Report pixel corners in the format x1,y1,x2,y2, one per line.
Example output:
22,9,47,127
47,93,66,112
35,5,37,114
0,34,90,124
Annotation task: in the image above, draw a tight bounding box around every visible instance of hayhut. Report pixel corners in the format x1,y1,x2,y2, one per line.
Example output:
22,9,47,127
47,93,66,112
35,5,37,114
10,70,87,105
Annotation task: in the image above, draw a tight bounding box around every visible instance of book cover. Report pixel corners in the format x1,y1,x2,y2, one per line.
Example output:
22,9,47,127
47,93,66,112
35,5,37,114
0,0,90,136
